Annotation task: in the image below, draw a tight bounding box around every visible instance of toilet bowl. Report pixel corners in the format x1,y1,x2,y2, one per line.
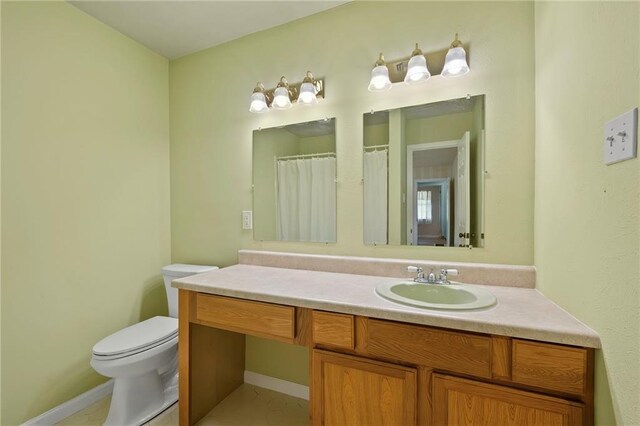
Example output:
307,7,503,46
91,264,218,426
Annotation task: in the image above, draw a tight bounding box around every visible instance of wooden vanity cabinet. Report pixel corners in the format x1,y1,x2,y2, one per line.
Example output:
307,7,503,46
179,292,594,426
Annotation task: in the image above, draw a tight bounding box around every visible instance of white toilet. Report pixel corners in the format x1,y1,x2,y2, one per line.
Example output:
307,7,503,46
91,264,218,426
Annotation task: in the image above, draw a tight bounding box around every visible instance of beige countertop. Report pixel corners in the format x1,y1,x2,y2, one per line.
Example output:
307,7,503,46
173,264,600,348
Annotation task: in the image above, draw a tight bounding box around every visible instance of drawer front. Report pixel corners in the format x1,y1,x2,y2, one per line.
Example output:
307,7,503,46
312,311,354,349
366,319,492,378
195,293,295,341
512,339,588,395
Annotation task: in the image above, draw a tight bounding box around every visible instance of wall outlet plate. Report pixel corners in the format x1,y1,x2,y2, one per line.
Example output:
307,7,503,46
242,211,253,230
604,107,638,165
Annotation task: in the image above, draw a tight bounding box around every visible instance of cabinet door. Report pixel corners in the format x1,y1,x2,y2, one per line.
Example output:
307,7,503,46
312,349,417,426
433,374,584,426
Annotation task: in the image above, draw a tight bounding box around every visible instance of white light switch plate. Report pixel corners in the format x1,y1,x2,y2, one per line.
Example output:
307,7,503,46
604,107,638,165
242,211,253,230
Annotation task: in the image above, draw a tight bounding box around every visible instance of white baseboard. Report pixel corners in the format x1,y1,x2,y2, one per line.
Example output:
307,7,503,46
244,371,309,401
22,380,114,426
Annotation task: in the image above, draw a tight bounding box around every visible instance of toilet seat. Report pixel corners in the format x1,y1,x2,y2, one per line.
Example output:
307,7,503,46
93,316,178,360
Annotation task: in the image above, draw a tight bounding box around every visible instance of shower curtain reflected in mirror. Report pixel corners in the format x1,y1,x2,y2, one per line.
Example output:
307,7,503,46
276,156,336,243
363,149,388,244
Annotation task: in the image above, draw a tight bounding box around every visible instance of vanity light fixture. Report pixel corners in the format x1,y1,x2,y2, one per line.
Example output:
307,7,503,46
442,33,470,78
249,73,325,113
369,34,470,91
404,43,431,84
368,53,392,92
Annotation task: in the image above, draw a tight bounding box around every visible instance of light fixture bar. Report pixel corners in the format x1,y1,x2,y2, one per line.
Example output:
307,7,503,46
249,74,325,113
372,36,470,86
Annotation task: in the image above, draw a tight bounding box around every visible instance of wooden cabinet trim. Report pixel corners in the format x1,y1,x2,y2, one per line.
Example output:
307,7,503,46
491,335,512,381
354,316,368,354
194,293,295,343
312,311,355,350
295,307,313,346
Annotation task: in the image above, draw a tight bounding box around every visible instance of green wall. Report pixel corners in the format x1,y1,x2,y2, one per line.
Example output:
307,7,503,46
363,123,389,147
404,111,474,145
170,0,535,396
1,2,171,424
170,1,535,268
534,2,639,425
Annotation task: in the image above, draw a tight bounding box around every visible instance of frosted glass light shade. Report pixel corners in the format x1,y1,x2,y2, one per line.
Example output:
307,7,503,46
272,86,292,109
442,46,470,77
298,82,317,105
249,91,268,113
368,65,392,92
404,54,430,84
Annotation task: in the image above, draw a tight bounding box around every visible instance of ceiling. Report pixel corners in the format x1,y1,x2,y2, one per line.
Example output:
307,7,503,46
69,1,348,59
413,147,458,168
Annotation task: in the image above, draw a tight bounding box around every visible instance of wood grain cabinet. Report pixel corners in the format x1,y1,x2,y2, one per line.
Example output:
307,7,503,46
310,315,593,426
178,291,594,426
311,350,417,426
433,374,584,426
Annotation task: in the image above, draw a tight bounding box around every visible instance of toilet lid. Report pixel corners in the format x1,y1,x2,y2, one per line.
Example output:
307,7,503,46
93,316,178,357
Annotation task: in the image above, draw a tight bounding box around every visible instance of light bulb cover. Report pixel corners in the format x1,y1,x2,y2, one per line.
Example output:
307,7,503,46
368,53,392,92
249,91,268,113
272,86,292,109
298,82,317,105
442,35,469,78
249,83,269,113
404,53,430,84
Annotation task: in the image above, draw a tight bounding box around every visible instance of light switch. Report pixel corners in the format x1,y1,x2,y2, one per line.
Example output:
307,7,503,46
242,211,253,230
604,107,638,165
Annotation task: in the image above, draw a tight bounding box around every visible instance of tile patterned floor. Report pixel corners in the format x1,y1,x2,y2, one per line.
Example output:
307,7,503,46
54,384,309,426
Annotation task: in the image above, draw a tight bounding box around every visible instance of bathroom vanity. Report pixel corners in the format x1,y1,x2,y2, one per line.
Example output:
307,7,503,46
173,251,599,426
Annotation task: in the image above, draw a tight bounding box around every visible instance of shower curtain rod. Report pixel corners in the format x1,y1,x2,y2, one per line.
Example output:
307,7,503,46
276,152,336,161
363,144,389,150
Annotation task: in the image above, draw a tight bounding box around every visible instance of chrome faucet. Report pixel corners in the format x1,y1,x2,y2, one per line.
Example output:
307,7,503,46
407,266,459,284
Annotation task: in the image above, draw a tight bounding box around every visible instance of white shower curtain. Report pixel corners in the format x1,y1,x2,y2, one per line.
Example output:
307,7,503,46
276,156,336,243
364,149,388,244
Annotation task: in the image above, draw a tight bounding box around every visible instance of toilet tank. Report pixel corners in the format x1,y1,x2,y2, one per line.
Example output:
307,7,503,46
161,264,218,318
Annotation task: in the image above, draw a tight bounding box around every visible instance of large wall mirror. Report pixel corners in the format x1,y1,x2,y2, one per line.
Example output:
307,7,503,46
253,118,336,243
363,95,485,248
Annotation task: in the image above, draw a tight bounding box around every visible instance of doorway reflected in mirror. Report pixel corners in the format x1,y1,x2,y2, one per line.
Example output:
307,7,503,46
363,95,485,248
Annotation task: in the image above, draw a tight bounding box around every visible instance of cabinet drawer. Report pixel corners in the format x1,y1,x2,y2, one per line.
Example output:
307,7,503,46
366,319,492,378
195,293,295,342
312,311,354,349
512,339,588,395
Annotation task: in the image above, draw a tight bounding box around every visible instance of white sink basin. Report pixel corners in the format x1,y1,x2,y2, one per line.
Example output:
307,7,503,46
376,281,496,310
